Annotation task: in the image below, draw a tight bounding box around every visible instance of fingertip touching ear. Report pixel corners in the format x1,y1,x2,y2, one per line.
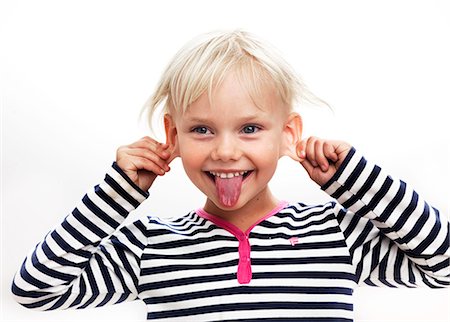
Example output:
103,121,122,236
164,114,180,161
280,112,303,161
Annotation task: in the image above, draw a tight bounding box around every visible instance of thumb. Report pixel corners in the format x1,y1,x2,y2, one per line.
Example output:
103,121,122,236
299,157,315,176
284,149,301,162
296,139,319,178
166,142,180,163
166,143,180,164
295,139,307,161
157,142,179,166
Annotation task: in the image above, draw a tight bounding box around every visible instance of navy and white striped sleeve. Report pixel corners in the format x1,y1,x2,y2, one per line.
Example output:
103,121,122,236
322,148,450,288
11,162,150,310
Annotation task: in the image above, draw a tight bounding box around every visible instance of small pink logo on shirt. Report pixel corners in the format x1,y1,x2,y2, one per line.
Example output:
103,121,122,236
289,237,299,246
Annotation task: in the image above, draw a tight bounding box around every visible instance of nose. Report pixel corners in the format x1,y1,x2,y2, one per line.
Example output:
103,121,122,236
211,134,242,162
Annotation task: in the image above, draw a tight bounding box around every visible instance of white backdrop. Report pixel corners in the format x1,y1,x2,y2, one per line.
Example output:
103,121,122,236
1,0,449,321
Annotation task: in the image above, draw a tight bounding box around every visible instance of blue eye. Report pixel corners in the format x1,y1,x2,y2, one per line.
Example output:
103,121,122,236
242,125,260,134
192,126,211,135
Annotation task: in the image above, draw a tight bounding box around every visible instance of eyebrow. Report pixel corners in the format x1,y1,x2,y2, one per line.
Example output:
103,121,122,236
185,114,265,124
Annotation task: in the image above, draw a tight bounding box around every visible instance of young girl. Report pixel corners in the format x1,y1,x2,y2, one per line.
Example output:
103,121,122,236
12,30,450,321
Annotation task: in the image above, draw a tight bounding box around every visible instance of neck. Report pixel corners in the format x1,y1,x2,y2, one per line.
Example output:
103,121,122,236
203,186,280,232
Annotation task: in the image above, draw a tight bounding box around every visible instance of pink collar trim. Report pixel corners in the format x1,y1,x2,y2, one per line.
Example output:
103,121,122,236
196,200,289,239
196,200,289,284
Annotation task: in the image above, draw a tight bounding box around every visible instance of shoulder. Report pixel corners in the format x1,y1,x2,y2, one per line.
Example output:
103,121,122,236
279,201,340,220
255,202,349,250
137,211,213,237
260,201,341,231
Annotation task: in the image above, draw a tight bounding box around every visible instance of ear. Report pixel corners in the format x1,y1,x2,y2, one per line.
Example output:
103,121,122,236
280,112,303,161
164,114,180,162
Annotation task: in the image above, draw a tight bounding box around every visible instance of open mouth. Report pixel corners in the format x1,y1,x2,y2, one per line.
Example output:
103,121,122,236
203,170,254,207
205,170,253,182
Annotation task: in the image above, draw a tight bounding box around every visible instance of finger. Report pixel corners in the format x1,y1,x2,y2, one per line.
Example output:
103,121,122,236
116,145,167,172
130,137,167,154
128,138,171,161
155,143,172,160
129,156,168,176
123,147,170,172
323,141,339,163
313,139,330,172
143,140,172,161
129,136,161,147
116,155,167,180
305,137,319,167
296,140,306,159
166,147,178,164
299,157,315,176
296,139,307,160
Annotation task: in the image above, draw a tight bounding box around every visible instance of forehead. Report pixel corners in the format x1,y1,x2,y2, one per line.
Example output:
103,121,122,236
181,71,286,120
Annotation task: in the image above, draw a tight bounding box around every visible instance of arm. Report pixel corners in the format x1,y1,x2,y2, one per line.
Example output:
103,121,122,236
11,163,149,310
323,148,449,287
297,137,450,287
11,136,175,310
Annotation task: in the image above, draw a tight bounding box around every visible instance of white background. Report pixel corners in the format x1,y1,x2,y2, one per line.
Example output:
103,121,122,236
1,0,449,321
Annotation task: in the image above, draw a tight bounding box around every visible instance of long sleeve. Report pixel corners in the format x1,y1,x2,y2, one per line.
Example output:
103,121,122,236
322,148,450,288
11,162,150,310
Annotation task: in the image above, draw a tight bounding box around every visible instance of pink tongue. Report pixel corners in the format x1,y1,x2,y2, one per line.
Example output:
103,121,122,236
215,175,243,207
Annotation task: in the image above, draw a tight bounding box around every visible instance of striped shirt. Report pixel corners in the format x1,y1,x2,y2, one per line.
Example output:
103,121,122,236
11,148,450,321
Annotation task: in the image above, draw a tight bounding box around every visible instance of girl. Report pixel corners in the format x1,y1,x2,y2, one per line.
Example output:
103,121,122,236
12,30,450,321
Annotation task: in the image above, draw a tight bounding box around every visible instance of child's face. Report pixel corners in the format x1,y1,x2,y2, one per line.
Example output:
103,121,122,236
167,71,301,217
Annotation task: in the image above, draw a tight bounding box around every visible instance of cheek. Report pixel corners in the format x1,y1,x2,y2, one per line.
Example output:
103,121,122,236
178,141,206,171
180,151,201,169
248,141,280,169
251,136,280,156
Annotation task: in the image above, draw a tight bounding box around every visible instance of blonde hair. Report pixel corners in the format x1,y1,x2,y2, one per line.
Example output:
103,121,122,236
142,30,325,134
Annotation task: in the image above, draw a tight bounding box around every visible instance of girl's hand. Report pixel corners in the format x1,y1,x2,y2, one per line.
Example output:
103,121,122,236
116,136,176,191
296,137,352,186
